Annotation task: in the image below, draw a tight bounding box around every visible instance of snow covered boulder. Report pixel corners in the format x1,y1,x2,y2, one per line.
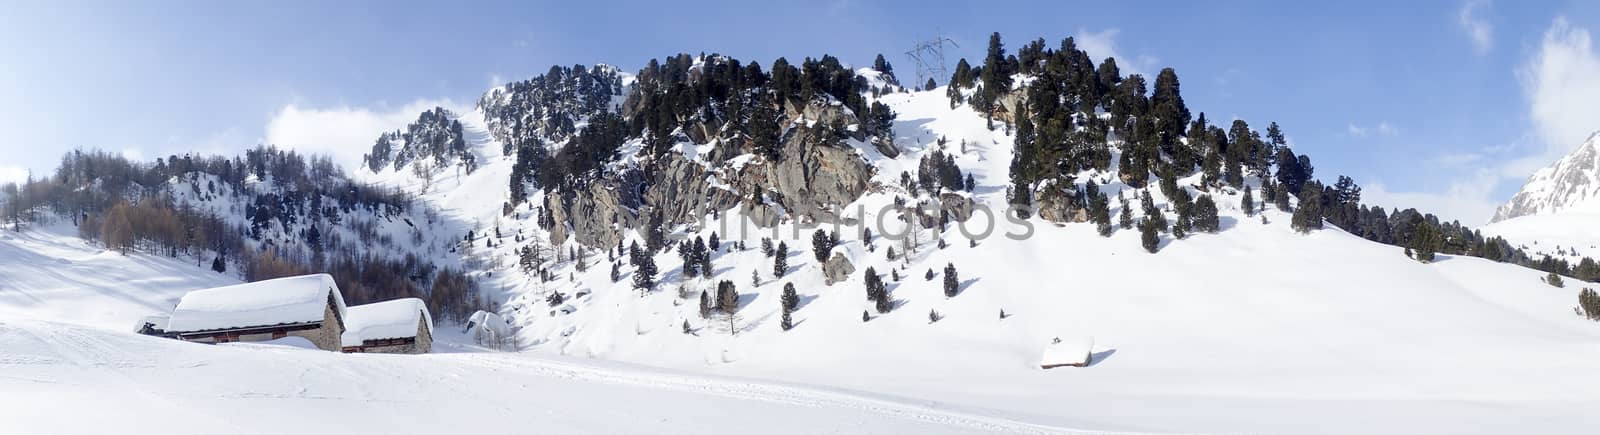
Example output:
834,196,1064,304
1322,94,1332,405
1040,337,1094,369
465,310,514,351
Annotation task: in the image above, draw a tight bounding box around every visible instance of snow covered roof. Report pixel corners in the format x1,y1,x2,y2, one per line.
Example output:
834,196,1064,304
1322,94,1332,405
166,274,347,334
1040,337,1094,369
341,298,432,347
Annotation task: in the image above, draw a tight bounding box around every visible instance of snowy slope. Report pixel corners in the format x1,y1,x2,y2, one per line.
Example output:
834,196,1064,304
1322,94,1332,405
0,223,240,331
0,319,1088,435
0,221,1100,434
1482,212,1600,261
10,70,1600,433
424,84,1600,433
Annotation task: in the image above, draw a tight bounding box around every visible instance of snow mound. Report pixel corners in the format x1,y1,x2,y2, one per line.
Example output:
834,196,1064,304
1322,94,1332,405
221,335,319,350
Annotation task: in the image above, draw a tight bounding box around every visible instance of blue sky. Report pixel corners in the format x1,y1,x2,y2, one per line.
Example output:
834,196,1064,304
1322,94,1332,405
3,0,1598,224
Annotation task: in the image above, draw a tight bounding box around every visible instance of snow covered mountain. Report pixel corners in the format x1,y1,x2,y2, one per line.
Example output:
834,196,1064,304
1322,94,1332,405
1482,131,1600,267
1492,131,1600,222
9,38,1600,433
324,52,1600,432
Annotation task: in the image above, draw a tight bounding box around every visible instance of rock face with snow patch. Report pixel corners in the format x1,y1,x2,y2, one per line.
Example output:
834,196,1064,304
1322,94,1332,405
545,98,873,247
822,250,856,286
765,104,874,224
1034,183,1088,224
1492,132,1600,223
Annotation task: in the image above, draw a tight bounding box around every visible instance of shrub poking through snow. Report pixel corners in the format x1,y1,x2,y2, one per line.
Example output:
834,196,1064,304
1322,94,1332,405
1548,272,1566,288
1579,288,1600,321
929,309,942,323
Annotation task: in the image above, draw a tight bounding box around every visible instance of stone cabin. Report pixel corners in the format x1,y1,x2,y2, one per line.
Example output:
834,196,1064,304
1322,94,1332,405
164,274,349,351
340,298,433,354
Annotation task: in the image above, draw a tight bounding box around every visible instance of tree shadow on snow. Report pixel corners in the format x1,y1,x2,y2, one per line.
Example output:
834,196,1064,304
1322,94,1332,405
957,277,979,293
1218,215,1239,232
736,291,761,311
1088,348,1118,367
796,293,820,311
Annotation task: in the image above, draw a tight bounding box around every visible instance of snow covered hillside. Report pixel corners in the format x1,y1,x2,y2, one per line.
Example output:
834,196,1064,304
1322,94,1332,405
9,44,1600,433
0,223,1091,435
336,67,1600,433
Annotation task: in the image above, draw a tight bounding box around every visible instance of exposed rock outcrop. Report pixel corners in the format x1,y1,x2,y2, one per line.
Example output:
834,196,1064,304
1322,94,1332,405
1035,184,1088,224
545,98,874,247
822,251,856,286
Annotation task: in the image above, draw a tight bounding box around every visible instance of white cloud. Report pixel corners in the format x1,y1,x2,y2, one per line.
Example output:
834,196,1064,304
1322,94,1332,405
262,98,466,170
1347,121,1397,138
1377,122,1398,136
1519,16,1600,157
0,165,28,186
1457,0,1494,54
1364,178,1501,225
1075,28,1155,77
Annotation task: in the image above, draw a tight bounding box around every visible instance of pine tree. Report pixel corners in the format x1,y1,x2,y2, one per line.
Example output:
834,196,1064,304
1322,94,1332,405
978,33,1012,117
812,229,834,262
610,261,621,282
1140,190,1167,232
708,232,720,251
761,237,774,257
633,250,657,294
1412,220,1440,262
1193,194,1220,233
773,242,788,277
1140,218,1161,253
1119,195,1134,229
751,269,761,287
210,253,226,273
717,280,739,312
943,263,959,297
782,282,799,313
1547,272,1565,288
1241,187,1255,217
1291,181,1325,233
924,77,937,91
864,266,882,300
699,290,712,318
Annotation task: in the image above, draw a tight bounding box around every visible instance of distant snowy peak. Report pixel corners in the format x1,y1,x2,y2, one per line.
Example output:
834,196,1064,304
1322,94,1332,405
1491,131,1600,222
